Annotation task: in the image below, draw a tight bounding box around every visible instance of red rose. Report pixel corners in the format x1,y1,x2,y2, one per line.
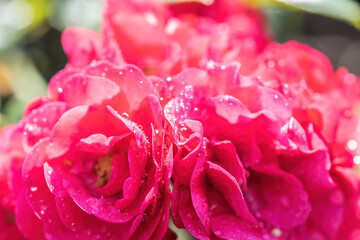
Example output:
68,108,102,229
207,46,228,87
0,45,173,239
164,62,359,239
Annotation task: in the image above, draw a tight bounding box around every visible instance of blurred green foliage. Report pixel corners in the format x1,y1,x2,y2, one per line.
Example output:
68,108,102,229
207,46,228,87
0,0,102,126
246,0,360,29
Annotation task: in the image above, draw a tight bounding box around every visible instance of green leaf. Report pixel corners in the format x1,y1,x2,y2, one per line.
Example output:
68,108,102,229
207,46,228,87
26,0,50,29
276,0,360,29
247,0,360,29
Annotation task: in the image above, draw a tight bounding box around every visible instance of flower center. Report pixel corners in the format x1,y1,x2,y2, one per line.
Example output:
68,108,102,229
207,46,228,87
94,156,113,188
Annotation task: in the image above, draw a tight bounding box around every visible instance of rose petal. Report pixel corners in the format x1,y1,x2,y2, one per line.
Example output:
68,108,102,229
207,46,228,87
246,165,311,228
15,190,44,239
61,27,101,68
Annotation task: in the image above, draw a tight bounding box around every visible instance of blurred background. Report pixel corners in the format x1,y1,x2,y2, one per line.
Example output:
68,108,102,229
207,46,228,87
0,0,359,126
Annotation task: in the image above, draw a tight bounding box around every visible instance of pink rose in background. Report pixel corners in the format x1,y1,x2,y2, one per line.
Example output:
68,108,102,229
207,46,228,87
252,40,360,168
103,0,269,77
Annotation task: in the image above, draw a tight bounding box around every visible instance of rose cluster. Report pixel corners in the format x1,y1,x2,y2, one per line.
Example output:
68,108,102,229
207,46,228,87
1,0,360,239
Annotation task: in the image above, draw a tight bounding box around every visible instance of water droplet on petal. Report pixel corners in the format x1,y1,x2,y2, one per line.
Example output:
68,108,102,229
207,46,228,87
121,113,129,119
267,60,275,68
271,228,282,237
353,156,360,165
347,140,358,151
278,59,285,67
144,12,158,26
141,174,148,183
30,186,38,192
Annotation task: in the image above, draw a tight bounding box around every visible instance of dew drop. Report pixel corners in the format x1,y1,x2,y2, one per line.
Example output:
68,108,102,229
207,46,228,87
166,77,172,82
27,125,34,131
353,156,360,165
141,174,148,184
207,61,215,69
48,185,55,192
57,88,63,93
144,12,158,26
121,113,129,119
30,186,38,192
347,140,358,151
278,59,285,67
164,19,179,35
267,60,275,68
271,228,282,237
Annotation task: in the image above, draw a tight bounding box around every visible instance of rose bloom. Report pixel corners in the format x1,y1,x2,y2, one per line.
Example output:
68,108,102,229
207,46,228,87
103,0,269,77
1,0,360,239
0,38,173,240
252,41,360,170
163,62,360,240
